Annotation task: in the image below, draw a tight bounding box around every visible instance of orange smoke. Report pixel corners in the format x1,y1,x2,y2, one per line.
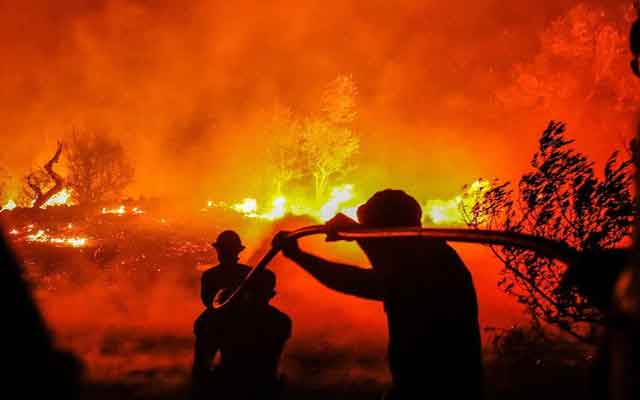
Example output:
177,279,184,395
1,0,633,389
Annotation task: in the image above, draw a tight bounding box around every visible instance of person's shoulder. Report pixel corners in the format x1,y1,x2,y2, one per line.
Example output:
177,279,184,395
201,265,221,277
237,264,253,273
268,306,292,329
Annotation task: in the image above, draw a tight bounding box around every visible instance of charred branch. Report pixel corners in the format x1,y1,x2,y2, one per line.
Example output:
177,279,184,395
28,142,64,209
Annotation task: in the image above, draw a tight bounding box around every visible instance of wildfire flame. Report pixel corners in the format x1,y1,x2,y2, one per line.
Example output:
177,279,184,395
1,199,17,211
26,229,88,248
318,184,357,221
101,205,145,216
424,179,491,225
207,180,490,226
211,184,360,222
2,188,74,211
231,198,258,215
41,188,73,208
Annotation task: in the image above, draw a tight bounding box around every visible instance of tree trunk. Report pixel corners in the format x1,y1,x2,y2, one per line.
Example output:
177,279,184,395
29,142,65,209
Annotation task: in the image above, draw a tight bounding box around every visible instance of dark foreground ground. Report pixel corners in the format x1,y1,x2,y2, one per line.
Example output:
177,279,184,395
78,346,593,400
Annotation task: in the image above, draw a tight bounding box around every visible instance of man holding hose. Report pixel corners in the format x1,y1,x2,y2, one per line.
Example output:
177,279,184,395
274,189,484,399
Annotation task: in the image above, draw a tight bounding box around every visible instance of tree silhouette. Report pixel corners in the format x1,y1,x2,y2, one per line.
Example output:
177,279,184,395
22,142,65,208
65,130,134,204
265,75,360,200
265,107,305,195
461,121,634,343
300,119,359,200
320,74,358,126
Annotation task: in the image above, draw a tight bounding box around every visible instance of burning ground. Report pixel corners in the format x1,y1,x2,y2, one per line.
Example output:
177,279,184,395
1,195,530,396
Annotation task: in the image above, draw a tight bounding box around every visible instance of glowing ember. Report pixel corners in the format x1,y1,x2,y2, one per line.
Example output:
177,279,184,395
41,188,73,209
9,229,19,235
26,229,88,248
102,205,126,215
101,205,144,216
1,199,17,211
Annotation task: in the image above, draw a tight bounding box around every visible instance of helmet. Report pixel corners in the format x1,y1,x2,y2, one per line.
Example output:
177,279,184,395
212,230,245,252
357,189,422,228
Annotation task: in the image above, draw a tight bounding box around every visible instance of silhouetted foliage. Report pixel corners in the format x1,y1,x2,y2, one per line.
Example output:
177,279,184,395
483,324,592,399
265,107,305,195
65,130,134,204
461,121,635,343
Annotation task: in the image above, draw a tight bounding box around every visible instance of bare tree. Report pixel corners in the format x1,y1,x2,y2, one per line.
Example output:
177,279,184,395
65,130,134,204
23,142,65,209
461,121,634,343
320,74,358,126
264,75,360,200
300,119,359,200
265,107,305,195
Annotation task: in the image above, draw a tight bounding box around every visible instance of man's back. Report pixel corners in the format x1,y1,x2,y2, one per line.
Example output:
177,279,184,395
219,304,292,377
200,263,252,308
360,237,483,398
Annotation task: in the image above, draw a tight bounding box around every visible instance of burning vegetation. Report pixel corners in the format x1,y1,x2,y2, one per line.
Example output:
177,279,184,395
1,1,638,398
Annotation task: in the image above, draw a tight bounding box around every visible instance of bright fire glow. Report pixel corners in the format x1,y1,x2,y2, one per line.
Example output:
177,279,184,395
207,180,490,225
231,198,258,215
262,196,287,220
26,229,88,248
1,199,17,211
209,184,361,222
318,184,356,222
102,205,126,215
101,205,144,216
42,188,73,208
424,179,491,225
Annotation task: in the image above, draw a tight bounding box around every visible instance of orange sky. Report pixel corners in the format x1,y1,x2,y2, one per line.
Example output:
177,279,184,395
1,0,634,202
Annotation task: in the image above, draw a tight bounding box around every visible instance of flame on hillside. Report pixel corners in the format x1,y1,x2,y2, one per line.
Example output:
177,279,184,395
42,188,73,208
101,205,145,216
1,199,16,211
1,188,75,211
204,180,489,226
26,229,88,248
424,180,491,225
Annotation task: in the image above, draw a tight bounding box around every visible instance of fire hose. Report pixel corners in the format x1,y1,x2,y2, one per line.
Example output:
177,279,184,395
212,224,580,310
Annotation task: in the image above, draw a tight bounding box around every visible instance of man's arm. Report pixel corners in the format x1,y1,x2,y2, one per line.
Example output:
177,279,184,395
279,238,383,301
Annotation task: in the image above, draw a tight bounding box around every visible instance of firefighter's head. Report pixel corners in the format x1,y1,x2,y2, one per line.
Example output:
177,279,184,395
357,189,422,228
212,230,245,264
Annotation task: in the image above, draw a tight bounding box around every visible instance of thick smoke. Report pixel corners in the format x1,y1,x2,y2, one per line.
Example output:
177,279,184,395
1,0,631,201
1,0,633,390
